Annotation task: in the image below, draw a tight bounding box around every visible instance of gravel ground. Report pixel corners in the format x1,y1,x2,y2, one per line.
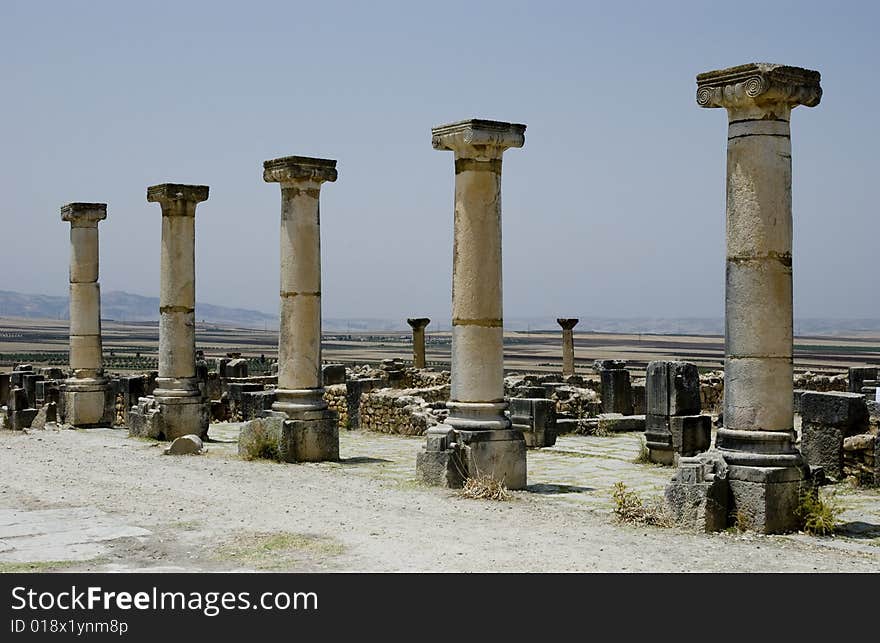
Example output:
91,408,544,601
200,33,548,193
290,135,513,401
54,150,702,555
1,424,878,573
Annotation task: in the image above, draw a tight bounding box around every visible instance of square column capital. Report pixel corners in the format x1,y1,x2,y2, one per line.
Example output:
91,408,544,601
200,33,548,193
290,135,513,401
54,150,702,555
263,156,338,185
61,202,107,227
147,183,209,205
432,119,525,158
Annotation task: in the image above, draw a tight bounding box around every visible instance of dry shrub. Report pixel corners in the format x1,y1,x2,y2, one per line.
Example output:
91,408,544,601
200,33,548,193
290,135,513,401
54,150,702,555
611,482,672,527
797,490,841,536
461,474,512,501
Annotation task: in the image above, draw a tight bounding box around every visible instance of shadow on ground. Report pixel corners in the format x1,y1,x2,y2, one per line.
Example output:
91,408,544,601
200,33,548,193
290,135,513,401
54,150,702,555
526,483,595,494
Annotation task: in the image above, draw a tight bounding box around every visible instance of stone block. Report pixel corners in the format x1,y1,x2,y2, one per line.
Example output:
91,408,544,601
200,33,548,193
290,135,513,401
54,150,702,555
128,398,164,439
646,360,701,417
30,402,57,429
10,408,38,430
631,383,646,415
459,430,527,490
119,376,146,428
283,415,340,462
225,358,249,378
40,367,66,380
793,389,808,415
593,359,626,371
509,397,557,448
727,475,806,534
0,373,9,406
158,397,209,441
165,434,204,455
801,423,846,480
599,369,633,415
8,387,28,411
322,363,346,386
239,390,277,421
518,386,546,398
848,366,878,394
597,413,645,433
22,373,45,407
416,448,466,488
62,387,114,427
238,415,285,460
664,478,728,532
669,414,712,457
345,378,383,429
801,391,869,428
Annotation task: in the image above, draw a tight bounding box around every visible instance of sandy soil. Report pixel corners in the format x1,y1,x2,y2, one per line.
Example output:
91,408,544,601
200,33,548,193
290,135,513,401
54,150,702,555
1,425,879,573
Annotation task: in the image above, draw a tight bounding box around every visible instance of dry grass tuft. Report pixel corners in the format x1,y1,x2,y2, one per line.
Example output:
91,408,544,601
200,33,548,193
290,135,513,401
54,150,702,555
611,482,673,527
797,490,841,536
461,474,513,501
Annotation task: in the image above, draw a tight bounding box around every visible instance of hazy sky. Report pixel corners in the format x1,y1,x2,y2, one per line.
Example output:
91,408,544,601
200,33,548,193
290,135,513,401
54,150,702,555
1,0,877,321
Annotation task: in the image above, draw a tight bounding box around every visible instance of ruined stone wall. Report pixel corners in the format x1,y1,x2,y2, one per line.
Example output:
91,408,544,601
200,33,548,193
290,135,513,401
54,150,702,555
700,371,724,414
324,384,348,428
794,372,847,392
409,369,450,388
358,385,449,436
697,370,848,415
843,434,878,486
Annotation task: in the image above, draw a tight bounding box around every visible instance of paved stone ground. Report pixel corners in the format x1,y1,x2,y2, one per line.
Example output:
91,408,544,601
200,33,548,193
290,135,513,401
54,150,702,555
1,424,878,572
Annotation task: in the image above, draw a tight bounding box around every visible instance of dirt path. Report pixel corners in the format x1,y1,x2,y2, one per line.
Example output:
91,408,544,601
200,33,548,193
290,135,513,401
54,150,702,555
1,425,878,572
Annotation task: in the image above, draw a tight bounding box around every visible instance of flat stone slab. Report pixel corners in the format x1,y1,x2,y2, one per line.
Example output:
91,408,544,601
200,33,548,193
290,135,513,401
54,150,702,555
0,507,150,563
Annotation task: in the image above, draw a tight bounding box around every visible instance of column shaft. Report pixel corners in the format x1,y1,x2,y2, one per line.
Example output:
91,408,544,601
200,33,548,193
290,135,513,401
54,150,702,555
724,111,793,433
413,326,426,368
159,204,197,382
277,182,324,397
561,328,575,376
449,157,506,427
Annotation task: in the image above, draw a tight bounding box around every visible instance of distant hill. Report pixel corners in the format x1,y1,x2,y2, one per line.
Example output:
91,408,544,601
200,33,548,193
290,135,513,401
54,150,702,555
0,290,276,328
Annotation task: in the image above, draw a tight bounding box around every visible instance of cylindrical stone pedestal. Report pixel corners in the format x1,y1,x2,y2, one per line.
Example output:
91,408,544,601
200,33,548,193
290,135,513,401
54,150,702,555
263,156,340,462
417,119,527,490
407,318,430,369
61,203,114,427
557,318,579,377
695,63,822,533
147,184,210,440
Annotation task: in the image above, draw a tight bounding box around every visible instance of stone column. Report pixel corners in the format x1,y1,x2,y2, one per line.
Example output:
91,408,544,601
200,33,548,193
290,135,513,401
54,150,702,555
557,318,579,376
61,203,114,427
147,184,210,440
696,63,822,532
262,156,339,462
417,119,527,489
407,318,430,369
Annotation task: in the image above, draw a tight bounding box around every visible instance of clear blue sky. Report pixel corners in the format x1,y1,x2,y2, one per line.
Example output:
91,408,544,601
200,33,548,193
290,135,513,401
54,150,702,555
1,0,876,320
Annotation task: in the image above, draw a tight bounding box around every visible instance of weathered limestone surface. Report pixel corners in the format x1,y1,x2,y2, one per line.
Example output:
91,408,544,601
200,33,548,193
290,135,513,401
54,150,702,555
60,203,114,427
800,391,868,479
594,360,633,415
509,397,557,448
241,156,341,462
416,119,527,489
142,184,210,440
557,318,578,377
407,318,430,369
686,63,822,533
645,361,710,465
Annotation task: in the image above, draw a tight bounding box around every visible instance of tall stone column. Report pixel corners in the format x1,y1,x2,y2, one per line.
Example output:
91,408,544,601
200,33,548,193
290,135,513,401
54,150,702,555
262,156,339,462
557,318,579,376
417,119,527,489
407,318,430,369
147,184,210,440
61,203,114,427
696,63,822,532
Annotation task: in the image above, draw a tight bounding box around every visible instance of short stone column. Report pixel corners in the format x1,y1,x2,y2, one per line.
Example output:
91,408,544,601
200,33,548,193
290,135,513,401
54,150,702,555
60,203,114,427
417,119,527,489
557,318,578,376
147,184,210,440
262,156,339,462
695,63,822,533
407,318,430,369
